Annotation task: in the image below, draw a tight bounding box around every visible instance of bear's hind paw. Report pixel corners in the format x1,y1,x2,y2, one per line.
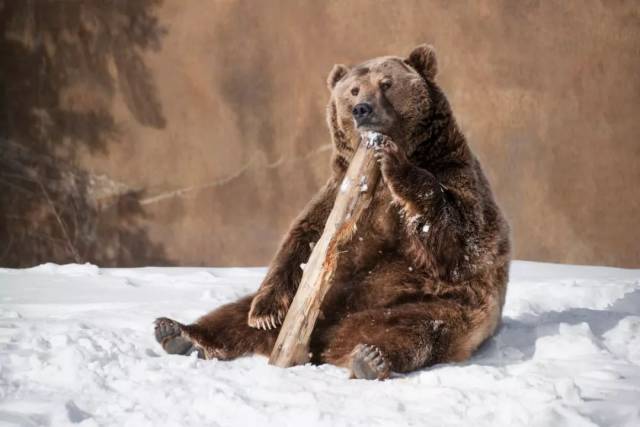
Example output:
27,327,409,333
154,317,204,358
350,344,391,380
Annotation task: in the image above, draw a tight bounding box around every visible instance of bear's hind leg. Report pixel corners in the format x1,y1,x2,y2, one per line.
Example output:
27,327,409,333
319,301,466,379
154,296,279,360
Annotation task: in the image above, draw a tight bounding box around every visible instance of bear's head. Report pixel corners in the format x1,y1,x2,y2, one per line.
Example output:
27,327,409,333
326,44,438,155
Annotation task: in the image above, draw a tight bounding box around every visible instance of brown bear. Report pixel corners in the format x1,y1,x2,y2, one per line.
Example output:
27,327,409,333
154,44,511,380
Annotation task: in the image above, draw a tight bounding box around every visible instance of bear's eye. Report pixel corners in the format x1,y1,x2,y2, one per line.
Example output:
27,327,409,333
350,87,359,96
379,79,392,91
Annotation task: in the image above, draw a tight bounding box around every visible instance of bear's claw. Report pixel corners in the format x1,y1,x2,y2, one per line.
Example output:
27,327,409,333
248,310,285,330
248,288,289,330
350,344,390,380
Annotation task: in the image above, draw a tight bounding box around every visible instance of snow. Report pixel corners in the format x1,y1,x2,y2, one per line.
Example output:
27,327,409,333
340,177,351,193
363,131,383,149
359,176,368,193
1,261,639,427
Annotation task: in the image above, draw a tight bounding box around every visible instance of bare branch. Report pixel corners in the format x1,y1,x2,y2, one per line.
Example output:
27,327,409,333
35,176,82,263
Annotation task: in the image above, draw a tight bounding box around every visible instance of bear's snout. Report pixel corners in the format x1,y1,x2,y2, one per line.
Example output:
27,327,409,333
352,102,374,126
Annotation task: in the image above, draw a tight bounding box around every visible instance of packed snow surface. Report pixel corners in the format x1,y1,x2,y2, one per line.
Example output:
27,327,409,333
1,261,639,426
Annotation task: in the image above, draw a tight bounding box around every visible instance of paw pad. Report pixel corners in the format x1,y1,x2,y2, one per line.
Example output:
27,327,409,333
154,317,182,344
351,343,390,380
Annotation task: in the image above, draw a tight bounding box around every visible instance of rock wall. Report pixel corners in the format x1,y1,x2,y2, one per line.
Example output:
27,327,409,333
1,0,638,267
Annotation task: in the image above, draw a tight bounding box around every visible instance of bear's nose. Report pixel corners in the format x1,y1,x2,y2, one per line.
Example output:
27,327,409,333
352,102,373,125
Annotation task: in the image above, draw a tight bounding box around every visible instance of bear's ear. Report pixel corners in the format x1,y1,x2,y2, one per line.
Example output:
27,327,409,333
327,64,349,90
405,44,438,81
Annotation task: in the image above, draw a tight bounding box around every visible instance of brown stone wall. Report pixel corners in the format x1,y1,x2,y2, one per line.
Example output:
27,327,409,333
1,0,639,268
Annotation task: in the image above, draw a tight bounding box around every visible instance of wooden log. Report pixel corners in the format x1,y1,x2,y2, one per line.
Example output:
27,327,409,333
269,132,382,367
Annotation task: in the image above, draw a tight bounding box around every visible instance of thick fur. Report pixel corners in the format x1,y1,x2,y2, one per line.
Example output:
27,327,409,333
155,44,511,379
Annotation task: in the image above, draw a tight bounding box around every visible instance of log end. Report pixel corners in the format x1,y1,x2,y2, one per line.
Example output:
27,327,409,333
269,343,310,367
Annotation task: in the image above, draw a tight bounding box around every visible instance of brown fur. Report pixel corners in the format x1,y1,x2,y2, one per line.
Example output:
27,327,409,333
155,44,511,379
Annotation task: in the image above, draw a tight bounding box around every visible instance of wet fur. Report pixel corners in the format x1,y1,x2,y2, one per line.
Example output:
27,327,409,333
155,45,511,378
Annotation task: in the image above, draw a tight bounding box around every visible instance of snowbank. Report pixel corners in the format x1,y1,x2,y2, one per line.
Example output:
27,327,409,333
0,261,639,426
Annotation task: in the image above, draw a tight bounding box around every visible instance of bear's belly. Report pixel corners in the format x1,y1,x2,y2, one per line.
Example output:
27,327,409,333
323,254,431,317
324,186,430,314
335,186,401,276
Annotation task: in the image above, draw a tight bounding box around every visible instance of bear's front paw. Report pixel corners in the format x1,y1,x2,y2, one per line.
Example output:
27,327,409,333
247,287,290,330
372,136,410,181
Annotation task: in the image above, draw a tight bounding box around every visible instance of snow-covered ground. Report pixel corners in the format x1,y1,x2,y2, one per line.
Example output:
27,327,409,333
0,261,639,427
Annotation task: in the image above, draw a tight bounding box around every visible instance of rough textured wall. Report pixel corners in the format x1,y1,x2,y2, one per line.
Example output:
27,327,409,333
1,0,639,268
